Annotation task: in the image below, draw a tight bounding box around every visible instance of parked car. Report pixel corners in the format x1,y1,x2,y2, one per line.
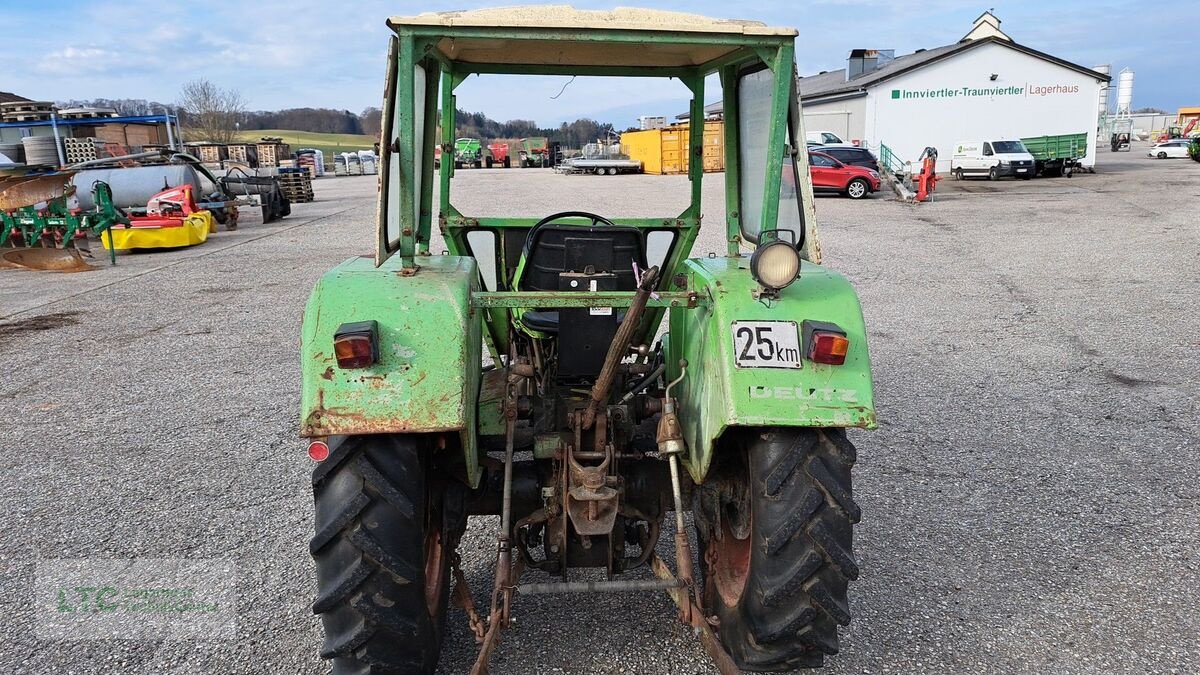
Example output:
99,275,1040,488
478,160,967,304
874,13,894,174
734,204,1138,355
950,139,1035,180
805,130,853,147
1147,140,1191,159
809,151,880,199
812,145,880,172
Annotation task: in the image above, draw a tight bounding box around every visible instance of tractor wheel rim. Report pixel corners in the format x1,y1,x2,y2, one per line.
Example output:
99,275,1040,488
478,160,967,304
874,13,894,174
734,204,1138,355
423,521,445,615
849,182,865,197
712,513,752,608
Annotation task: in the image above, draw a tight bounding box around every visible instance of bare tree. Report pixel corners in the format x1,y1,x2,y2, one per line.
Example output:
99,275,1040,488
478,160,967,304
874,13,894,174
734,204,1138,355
360,107,383,137
178,79,247,144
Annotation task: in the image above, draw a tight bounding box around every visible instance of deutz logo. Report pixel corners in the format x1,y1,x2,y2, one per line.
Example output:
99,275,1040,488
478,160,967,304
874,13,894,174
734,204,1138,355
749,386,858,403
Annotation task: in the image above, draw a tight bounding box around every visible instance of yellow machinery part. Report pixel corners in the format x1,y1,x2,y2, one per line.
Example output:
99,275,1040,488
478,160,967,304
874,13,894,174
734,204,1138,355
102,210,215,251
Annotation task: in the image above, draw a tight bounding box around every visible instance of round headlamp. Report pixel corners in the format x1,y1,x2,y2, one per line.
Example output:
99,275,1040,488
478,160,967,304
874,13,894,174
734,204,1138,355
750,239,800,291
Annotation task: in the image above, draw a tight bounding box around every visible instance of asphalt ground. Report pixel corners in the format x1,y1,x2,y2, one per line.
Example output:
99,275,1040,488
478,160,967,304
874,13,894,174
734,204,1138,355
1,143,1197,673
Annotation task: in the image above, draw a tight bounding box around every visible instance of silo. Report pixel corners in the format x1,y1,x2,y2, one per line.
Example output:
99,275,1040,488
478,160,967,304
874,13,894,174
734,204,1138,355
1115,68,1134,115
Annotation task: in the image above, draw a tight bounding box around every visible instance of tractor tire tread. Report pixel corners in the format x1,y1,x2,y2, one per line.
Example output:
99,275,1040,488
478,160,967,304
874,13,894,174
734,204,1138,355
311,435,447,675
704,428,859,671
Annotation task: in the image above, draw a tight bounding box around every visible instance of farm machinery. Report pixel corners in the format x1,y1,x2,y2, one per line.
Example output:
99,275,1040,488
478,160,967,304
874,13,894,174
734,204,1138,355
0,171,127,270
518,136,552,167
454,138,490,169
300,7,874,675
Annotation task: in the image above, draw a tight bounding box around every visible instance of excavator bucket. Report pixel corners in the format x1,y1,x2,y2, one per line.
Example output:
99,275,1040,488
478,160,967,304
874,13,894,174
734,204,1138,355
1,247,96,273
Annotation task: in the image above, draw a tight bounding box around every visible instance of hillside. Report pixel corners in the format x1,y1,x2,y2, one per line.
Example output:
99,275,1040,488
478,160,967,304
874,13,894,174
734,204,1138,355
235,129,376,159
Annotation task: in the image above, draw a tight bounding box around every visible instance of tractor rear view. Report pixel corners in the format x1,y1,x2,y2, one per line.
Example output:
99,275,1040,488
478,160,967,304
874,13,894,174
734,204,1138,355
299,7,875,674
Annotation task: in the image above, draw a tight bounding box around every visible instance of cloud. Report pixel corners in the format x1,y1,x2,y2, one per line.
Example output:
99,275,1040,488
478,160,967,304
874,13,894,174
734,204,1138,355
35,46,131,76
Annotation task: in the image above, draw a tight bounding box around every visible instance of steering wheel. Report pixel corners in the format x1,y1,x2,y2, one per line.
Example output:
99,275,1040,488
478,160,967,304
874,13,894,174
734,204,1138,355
531,210,616,229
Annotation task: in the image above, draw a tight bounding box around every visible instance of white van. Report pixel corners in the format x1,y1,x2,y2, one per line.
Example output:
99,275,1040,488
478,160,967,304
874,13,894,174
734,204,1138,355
806,130,853,147
950,140,1036,180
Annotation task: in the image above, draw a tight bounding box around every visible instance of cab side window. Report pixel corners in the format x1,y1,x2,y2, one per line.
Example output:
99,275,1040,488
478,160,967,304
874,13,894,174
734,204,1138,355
983,142,994,156
809,153,835,167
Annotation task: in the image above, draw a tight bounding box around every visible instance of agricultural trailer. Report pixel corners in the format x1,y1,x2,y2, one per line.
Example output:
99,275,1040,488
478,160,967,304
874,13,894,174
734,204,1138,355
299,7,875,675
1021,132,1088,177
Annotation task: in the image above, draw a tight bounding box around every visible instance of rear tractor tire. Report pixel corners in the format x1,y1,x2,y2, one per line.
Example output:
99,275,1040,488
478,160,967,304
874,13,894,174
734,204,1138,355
310,435,461,675
695,428,860,671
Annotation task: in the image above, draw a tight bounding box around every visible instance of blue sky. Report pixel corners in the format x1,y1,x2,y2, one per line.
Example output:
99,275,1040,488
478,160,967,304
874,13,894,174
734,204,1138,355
0,1,1191,129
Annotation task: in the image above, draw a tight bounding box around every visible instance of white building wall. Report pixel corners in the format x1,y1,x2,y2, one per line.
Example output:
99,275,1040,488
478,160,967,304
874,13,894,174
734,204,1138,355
800,96,867,144
860,42,1104,171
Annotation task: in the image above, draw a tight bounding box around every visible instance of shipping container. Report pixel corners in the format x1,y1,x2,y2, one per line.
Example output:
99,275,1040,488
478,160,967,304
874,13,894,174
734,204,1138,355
621,121,724,175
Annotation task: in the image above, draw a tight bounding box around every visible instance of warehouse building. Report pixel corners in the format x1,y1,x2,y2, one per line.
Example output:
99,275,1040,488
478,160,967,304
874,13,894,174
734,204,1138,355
798,12,1110,171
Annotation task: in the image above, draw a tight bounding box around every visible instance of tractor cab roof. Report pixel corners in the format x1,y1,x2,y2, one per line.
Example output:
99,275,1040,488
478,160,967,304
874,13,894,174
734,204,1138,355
387,6,796,70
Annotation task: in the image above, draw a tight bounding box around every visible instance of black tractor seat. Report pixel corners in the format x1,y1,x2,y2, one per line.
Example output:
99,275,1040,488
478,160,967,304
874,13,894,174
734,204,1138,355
517,212,647,333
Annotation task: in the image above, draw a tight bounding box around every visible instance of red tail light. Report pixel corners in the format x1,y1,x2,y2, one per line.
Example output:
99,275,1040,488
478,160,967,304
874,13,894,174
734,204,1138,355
333,320,379,369
802,320,850,365
308,440,330,462
810,332,849,365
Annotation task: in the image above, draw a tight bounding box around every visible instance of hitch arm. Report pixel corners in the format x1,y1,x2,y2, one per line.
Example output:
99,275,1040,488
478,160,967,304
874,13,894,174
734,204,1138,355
582,265,658,429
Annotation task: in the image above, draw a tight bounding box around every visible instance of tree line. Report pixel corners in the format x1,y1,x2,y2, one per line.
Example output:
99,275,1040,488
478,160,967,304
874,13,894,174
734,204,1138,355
63,79,615,148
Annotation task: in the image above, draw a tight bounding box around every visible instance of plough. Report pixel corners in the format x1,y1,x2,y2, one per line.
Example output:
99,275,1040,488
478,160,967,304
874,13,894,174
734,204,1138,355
0,171,128,271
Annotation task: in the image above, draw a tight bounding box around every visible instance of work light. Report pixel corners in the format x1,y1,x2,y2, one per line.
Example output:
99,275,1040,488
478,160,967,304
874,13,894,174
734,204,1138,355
750,232,800,292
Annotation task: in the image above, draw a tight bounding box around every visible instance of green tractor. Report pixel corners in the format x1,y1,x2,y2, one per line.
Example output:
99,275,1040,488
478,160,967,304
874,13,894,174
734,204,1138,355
1189,136,1200,163
300,7,875,674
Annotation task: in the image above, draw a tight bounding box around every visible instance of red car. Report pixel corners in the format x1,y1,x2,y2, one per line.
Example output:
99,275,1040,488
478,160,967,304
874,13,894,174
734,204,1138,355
809,151,880,199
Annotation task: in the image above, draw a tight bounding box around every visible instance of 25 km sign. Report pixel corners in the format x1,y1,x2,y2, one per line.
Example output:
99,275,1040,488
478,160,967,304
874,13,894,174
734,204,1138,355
732,321,802,369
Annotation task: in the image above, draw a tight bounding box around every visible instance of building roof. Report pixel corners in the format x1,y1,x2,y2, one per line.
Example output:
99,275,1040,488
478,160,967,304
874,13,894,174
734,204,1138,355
0,92,32,105
798,36,1110,103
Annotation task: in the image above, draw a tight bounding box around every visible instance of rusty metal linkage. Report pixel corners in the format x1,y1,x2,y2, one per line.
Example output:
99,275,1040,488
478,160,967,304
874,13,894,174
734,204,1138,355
651,555,740,675
518,578,683,595
582,265,659,429
450,553,487,643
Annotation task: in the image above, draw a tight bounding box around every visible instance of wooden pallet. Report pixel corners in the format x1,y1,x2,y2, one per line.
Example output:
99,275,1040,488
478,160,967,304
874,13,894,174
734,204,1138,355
277,169,314,202
3,113,52,122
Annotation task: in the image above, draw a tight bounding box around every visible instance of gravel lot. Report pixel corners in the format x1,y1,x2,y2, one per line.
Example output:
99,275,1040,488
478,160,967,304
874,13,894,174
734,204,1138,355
1,144,1197,674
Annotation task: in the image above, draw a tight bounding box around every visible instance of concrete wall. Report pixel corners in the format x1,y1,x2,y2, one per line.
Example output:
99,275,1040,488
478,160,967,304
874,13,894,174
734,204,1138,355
801,96,867,144
861,42,1105,171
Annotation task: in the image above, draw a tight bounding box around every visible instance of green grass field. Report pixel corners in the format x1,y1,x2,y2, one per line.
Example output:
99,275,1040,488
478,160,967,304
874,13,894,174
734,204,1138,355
235,129,376,161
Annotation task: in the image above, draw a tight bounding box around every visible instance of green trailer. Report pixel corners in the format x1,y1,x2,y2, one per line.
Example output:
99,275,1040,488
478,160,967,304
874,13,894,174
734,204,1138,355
1020,132,1088,177
519,136,551,167
453,137,490,169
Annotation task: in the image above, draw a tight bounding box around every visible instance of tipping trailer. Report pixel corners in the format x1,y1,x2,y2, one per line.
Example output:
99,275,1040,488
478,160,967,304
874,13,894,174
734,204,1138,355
518,136,551,167
454,138,490,168
486,142,511,168
1020,132,1088,177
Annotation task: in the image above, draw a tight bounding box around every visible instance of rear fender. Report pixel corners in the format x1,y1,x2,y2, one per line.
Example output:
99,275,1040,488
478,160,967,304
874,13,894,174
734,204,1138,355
300,254,482,487
667,257,875,482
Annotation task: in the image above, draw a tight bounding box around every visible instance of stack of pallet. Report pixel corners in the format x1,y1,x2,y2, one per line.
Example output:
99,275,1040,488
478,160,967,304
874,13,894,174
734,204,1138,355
255,138,290,168
277,167,314,203
63,137,100,164
1,101,55,122
59,107,118,120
